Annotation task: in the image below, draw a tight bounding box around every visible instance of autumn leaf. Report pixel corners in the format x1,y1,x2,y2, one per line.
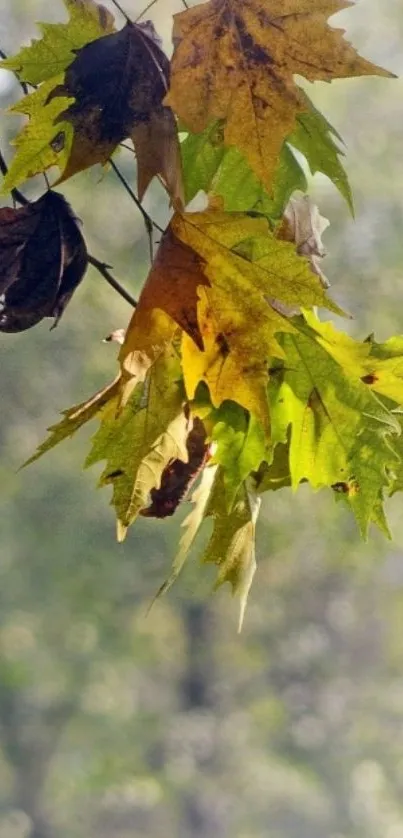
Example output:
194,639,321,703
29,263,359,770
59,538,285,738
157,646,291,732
0,0,114,85
181,96,351,216
51,20,183,201
203,473,261,632
172,208,341,426
130,226,210,352
269,315,402,535
1,78,74,193
157,464,260,630
210,402,268,509
24,376,121,466
85,346,188,539
0,190,87,332
167,0,392,194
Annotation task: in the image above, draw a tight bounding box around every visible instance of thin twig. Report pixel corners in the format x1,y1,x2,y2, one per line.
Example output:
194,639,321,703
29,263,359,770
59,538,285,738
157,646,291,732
109,158,164,262
0,48,30,96
109,0,132,23
180,0,189,7
88,255,137,308
0,151,29,205
135,0,160,23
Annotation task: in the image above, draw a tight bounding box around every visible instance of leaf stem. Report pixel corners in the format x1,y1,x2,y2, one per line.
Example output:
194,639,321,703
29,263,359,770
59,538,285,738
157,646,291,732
108,158,164,261
0,48,30,96
109,0,132,23
88,255,137,308
0,151,29,206
135,0,160,23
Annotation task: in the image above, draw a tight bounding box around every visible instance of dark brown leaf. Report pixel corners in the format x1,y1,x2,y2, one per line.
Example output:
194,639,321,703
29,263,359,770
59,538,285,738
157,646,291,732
50,20,183,202
0,191,87,332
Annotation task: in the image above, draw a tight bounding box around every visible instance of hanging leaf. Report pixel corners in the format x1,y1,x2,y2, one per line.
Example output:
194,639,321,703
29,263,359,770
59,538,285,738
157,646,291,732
1,78,74,193
269,314,402,535
290,96,354,215
85,346,188,540
205,401,268,509
0,190,87,332
50,20,183,201
181,94,351,217
0,0,115,85
167,0,393,193
203,474,261,632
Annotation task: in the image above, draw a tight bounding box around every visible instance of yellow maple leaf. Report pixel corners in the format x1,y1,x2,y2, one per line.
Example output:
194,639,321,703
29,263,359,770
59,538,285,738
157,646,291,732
166,0,393,193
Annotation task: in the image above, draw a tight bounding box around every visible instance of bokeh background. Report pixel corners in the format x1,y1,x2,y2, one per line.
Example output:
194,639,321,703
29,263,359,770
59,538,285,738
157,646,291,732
1,1,403,836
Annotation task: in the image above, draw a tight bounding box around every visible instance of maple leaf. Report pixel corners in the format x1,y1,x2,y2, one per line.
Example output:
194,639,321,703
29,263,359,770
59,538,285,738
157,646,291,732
181,94,351,216
0,190,87,332
24,376,121,466
0,0,114,85
1,78,74,193
203,477,261,632
50,20,183,201
85,347,188,540
172,208,342,427
167,0,393,194
290,95,354,214
181,122,307,217
269,314,402,535
206,401,268,509
130,226,210,352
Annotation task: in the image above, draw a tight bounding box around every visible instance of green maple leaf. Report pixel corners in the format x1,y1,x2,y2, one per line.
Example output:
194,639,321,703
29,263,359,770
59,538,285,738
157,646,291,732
181,96,351,216
24,377,121,467
290,98,354,215
85,348,188,539
209,402,268,510
181,124,307,218
157,466,260,631
0,0,114,85
203,474,261,632
2,77,74,193
269,315,401,536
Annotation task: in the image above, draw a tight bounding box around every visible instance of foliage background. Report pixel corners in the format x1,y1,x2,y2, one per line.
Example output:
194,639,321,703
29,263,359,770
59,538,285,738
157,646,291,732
1,1,403,837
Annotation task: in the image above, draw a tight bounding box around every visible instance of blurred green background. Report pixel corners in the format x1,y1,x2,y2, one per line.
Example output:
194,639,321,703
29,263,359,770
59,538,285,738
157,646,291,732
1,1,403,836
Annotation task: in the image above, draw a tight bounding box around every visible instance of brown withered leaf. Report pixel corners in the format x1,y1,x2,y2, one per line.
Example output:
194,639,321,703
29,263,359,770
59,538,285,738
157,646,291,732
135,226,210,351
140,417,211,518
0,191,87,332
270,194,331,316
51,20,183,202
280,194,331,289
166,0,394,194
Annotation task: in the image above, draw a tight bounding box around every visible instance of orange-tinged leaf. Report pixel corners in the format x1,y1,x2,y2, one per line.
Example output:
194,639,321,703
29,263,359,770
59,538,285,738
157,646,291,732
134,227,210,351
166,0,393,193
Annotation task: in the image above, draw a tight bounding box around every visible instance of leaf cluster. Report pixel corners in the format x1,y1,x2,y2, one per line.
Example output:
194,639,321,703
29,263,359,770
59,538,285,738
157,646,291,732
0,0,400,626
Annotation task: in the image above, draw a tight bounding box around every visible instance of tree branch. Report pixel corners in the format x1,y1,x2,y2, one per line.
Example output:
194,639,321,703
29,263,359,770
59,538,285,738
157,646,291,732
87,255,137,308
0,151,29,206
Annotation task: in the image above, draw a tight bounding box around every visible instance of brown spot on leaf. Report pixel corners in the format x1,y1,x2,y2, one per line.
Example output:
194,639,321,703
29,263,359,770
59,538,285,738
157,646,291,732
361,373,379,385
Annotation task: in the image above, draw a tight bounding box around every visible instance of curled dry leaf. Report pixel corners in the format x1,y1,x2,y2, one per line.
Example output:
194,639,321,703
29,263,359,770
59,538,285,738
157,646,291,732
282,194,330,288
140,417,211,518
50,20,183,203
270,194,331,317
0,190,87,332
